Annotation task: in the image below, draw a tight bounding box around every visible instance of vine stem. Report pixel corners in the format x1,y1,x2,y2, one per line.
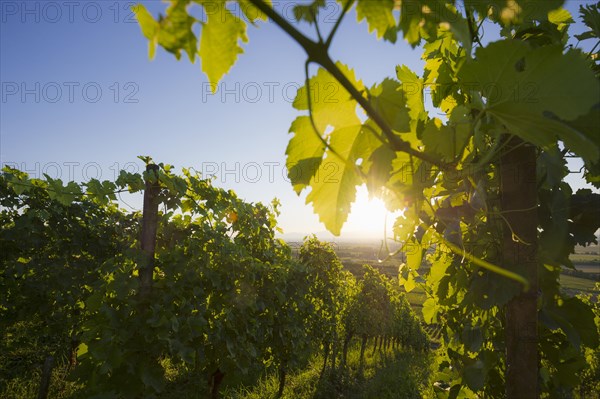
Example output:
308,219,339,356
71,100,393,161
325,0,355,48
247,0,452,171
585,40,600,60
435,232,530,289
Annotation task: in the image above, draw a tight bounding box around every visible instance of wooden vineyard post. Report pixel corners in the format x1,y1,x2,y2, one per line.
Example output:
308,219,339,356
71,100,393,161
500,137,539,398
139,163,160,300
36,355,54,399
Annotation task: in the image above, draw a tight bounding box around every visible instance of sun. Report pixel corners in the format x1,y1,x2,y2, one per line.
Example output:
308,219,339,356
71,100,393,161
344,186,400,238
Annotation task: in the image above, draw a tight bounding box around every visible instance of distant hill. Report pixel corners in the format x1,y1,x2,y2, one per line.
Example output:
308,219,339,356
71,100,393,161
276,230,387,243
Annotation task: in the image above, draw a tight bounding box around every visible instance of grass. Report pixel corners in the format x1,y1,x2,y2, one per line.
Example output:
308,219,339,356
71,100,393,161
1,363,82,399
221,343,433,399
2,343,433,399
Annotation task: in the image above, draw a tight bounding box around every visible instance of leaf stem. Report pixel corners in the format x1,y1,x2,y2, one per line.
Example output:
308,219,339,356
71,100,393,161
437,232,530,289
310,9,324,43
325,0,355,48
585,40,600,60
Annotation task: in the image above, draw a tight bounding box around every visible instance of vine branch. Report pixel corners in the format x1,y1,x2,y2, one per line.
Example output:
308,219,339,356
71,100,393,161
247,0,453,171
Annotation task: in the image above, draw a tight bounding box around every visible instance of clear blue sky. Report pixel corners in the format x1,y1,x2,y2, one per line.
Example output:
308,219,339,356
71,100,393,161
0,1,596,239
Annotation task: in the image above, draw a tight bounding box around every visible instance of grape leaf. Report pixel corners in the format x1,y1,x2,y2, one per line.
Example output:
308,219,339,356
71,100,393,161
200,2,248,90
293,0,325,24
422,107,471,162
459,40,600,163
396,65,426,125
548,7,573,31
289,64,370,235
463,359,485,392
406,242,423,271
133,4,159,59
464,0,563,26
45,176,82,206
462,325,483,353
402,273,417,292
424,55,457,110
399,1,470,48
422,297,439,323
575,2,600,41
305,125,364,236
237,0,272,23
156,1,198,62
293,63,364,130
368,78,411,132
356,0,397,41
364,144,396,193
286,116,326,194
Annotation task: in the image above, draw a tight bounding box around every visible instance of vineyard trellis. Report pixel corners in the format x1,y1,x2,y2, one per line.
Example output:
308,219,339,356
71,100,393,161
132,0,600,397
0,162,429,398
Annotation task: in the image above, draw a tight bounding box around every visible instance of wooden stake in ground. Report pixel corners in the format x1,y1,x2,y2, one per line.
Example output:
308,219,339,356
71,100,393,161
500,137,539,398
139,164,160,300
37,355,54,399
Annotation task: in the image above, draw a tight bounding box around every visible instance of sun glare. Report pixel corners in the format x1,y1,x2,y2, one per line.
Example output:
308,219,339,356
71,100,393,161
344,186,400,238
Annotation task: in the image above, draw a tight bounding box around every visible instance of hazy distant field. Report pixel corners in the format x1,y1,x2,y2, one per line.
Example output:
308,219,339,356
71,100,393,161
560,274,598,293
573,264,600,273
331,240,598,316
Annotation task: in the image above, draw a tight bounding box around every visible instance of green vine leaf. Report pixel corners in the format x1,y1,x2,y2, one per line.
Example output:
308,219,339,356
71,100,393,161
305,124,364,236
364,144,396,193
200,2,248,90
399,1,470,48
356,0,397,41
575,2,600,41
237,0,272,23
396,65,427,127
368,78,411,133
45,176,82,206
286,116,326,194
464,0,563,27
459,40,600,163
293,0,325,24
422,297,439,323
153,1,198,62
133,4,159,59
293,63,364,130
289,64,369,235
421,106,471,162
463,359,485,392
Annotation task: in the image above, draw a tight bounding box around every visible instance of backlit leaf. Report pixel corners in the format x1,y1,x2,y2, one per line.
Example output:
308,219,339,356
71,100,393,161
368,78,411,132
459,40,600,163
200,3,248,90
293,64,364,130
356,0,397,41
158,1,198,62
305,125,364,235
133,4,159,58
286,116,326,194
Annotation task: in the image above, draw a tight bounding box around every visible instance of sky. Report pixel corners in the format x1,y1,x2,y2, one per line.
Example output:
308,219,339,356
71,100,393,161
0,0,597,240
